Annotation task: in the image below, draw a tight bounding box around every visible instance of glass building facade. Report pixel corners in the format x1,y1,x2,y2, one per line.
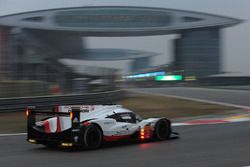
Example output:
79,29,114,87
174,27,220,77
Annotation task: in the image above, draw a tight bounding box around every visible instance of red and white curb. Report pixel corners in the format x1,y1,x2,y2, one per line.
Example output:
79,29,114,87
172,114,250,126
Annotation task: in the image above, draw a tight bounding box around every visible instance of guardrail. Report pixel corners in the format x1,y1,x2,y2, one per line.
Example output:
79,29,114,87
0,90,124,112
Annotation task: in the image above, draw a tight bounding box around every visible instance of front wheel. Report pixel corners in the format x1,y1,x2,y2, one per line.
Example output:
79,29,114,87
154,119,171,141
83,124,103,149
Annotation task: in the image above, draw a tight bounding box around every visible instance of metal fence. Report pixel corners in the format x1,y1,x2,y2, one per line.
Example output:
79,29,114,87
0,90,124,112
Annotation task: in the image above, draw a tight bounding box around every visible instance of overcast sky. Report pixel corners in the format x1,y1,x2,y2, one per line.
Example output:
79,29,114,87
0,0,249,74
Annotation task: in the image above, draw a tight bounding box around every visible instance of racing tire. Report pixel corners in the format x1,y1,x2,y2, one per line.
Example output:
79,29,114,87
154,119,171,141
83,124,103,150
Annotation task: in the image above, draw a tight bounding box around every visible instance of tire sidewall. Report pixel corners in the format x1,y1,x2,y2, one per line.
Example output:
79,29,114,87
154,119,171,141
83,124,103,149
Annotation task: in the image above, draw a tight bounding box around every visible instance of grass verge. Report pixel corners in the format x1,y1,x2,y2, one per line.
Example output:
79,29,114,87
119,93,236,119
0,112,26,133
0,92,237,133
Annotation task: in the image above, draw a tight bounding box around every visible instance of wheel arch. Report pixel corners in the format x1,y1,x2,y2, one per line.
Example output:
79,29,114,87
81,121,104,149
82,120,104,136
90,122,104,136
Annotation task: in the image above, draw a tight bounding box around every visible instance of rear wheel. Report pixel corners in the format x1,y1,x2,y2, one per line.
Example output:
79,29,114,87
154,119,171,141
83,124,103,149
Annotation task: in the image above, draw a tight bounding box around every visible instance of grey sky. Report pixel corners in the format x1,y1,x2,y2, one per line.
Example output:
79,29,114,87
0,0,249,74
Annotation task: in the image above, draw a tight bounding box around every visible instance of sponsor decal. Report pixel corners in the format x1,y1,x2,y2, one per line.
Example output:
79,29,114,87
121,125,128,129
116,130,128,135
62,105,94,112
104,122,114,125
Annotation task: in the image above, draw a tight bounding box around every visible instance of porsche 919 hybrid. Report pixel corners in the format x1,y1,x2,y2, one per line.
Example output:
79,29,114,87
26,105,178,149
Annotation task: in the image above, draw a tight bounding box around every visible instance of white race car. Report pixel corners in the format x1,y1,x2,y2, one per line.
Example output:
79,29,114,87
26,105,178,149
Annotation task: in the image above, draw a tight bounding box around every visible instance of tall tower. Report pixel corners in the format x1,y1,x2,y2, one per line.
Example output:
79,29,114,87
174,27,220,77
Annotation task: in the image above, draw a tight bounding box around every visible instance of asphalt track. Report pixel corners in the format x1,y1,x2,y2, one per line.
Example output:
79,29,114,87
131,87,250,108
0,122,250,167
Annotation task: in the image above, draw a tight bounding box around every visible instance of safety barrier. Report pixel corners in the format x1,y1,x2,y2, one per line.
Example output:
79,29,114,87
0,90,124,112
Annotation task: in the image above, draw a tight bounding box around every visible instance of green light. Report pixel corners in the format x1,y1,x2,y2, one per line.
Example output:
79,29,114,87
155,75,183,81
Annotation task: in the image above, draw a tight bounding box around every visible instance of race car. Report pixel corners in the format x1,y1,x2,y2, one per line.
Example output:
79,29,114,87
26,105,178,149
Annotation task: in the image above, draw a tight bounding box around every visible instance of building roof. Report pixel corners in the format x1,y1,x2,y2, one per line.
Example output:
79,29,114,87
0,6,242,36
78,48,159,60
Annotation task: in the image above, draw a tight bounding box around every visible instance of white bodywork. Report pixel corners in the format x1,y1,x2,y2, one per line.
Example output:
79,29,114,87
38,105,162,138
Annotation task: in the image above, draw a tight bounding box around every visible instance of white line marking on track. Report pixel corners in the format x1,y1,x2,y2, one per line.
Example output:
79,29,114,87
160,94,250,109
0,133,26,137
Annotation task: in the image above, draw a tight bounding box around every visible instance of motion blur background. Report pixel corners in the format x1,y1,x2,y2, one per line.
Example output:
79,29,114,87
0,0,249,98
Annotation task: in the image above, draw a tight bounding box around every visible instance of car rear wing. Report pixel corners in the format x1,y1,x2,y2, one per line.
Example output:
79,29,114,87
26,106,83,145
